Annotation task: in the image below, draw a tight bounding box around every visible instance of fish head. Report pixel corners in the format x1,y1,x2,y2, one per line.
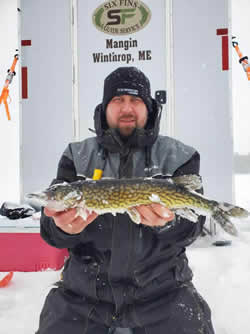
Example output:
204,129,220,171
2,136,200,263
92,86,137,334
26,182,83,211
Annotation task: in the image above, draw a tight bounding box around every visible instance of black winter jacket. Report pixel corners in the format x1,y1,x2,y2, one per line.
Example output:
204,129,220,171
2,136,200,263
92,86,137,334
40,101,205,327
40,147,204,327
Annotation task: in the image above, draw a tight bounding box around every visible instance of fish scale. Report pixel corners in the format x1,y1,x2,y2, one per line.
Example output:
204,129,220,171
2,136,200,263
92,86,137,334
81,179,212,211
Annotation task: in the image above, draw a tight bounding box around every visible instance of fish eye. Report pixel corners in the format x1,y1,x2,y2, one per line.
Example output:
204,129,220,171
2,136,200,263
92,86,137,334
46,185,60,197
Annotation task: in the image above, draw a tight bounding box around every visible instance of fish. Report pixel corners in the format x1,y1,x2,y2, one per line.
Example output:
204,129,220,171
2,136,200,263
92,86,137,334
26,175,250,236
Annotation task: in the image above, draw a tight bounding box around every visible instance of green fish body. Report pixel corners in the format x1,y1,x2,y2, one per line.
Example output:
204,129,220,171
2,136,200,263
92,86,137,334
27,175,249,236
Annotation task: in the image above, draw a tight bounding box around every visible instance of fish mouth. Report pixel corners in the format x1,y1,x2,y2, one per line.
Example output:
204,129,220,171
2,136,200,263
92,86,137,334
25,192,49,207
26,192,68,211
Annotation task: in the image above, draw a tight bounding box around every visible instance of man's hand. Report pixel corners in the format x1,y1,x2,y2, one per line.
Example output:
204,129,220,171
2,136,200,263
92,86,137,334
44,207,98,235
135,203,175,227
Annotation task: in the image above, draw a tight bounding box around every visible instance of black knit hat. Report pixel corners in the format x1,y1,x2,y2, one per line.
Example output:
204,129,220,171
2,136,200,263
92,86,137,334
102,66,153,113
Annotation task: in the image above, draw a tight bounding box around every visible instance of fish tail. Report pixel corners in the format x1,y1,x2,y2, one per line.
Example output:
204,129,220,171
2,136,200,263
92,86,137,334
211,202,250,236
211,209,238,236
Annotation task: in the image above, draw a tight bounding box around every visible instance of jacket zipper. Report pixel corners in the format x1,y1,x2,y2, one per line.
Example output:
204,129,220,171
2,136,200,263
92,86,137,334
107,214,119,316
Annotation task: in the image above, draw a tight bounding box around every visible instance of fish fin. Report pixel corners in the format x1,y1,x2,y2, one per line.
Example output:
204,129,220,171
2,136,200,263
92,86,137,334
173,208,199,222
211,202,250,236
171,174,202,192
218,202,250,218
76,207,89,220
127,208,141,224
211,209,238,236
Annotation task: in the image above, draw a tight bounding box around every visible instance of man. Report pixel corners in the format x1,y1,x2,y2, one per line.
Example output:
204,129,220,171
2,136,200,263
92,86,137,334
37,67,215,334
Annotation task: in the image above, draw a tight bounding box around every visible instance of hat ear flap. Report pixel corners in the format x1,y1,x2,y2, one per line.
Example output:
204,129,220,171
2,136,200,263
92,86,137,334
94,104,108,136
145,98,162,129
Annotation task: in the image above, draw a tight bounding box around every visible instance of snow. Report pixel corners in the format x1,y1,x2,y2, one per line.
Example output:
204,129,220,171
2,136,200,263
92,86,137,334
0,174,250,333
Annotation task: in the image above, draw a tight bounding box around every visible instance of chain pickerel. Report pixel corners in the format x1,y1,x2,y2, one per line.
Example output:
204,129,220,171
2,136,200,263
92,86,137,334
27,175,250,236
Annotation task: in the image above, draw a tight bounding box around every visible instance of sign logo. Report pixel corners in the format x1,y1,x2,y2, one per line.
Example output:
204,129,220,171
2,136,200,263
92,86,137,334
92,0,151,36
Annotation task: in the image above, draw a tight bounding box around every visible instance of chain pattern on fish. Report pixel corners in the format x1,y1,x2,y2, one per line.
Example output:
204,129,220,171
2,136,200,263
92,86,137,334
27,176,250,236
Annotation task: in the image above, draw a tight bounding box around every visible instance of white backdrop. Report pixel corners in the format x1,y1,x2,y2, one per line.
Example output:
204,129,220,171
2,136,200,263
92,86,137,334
0,0,20,203
0,0,235,205
77,0,167,140
172,0,233,202
77,0,234,202
20,0,73,196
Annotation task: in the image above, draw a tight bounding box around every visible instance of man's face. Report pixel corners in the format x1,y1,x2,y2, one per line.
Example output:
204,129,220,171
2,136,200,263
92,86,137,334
106,95,148,136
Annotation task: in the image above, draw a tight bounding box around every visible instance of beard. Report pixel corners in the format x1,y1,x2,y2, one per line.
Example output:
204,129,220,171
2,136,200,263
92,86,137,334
117,124,135,136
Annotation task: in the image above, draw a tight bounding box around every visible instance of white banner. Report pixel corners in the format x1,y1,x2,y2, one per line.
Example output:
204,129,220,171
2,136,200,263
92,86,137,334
77,0,167,140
